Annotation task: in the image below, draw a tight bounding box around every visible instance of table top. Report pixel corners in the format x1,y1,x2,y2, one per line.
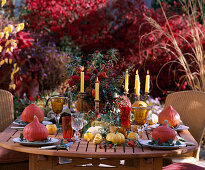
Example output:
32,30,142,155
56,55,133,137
0,122,198,159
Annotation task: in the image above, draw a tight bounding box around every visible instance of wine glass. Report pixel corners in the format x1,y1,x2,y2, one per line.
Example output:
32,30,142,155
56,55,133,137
132,106,152,138
50,97,65,130
71,113,84,141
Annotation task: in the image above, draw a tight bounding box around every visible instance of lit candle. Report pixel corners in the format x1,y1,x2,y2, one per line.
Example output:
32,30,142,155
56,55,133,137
95,77,100,100
145,70,150,93
135,70,140,96
124,69,129,93
80,66,84,92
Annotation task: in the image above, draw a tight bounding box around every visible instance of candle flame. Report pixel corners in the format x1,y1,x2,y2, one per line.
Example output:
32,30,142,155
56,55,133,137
126,69,128,74
136,69,138,75
96,77,100,83
82,66,84,72
147,70,149,75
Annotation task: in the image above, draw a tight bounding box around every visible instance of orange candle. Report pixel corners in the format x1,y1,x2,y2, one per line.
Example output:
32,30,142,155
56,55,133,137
135,70,140,96
95,77,100,100
80,66,84,92
145,70,150,93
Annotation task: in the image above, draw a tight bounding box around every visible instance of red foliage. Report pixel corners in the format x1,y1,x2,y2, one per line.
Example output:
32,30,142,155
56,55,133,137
23,0,205,97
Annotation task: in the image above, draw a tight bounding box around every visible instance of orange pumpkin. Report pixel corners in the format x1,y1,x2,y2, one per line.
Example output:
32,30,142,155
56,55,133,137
21,104,44,123
23,116,49,142
158,105,181,128
152,120,177,144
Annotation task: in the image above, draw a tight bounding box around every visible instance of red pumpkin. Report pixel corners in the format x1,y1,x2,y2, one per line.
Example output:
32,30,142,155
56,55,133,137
152,120,177,144
23,116,49,142
158,105,181,127
21,104,44,123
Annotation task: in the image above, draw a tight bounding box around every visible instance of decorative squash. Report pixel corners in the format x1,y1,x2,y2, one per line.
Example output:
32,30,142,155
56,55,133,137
21,104,44,123
109,126,127,138
46,124,57,135
152,120,177,144
106,132,125,145
128,132,138,140
148,114,158,125
87,126,102,137
158,105,181,127
84,132,94,142
91,120,109,127
93,133,103,144
23,116,49,142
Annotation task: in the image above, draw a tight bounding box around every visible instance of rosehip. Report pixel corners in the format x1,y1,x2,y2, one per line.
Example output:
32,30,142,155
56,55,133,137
128,140,135,147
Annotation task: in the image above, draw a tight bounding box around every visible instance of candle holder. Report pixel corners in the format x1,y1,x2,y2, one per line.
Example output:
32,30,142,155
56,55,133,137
94,99,100,113
78,92,87,113
134,89,140,101
123,91,129,97
144,92,149,102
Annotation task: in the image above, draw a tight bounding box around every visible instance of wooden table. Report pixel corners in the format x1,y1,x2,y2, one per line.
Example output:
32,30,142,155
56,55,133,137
0,122,198,170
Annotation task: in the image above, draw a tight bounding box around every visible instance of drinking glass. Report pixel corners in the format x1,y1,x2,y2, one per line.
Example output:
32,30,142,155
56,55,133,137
62,116,73,139
50,97,65,129
71,113,84,141
132,106,152,138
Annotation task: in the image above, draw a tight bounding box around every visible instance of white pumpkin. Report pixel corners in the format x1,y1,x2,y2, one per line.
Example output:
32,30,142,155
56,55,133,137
87,126,102,137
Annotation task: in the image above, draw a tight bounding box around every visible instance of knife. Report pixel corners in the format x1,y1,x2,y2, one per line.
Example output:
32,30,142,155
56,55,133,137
39,142,74,150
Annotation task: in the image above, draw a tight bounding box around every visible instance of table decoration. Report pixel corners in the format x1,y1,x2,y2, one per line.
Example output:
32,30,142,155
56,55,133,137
23,116,49,142
158,105,181,128
21,103,44,123
13,137,59,147
140,139,186,150
46,124,57,135
13,119,52,126
150,124,189,131
134,69,140,100
144,70,150,101
152,120,177,144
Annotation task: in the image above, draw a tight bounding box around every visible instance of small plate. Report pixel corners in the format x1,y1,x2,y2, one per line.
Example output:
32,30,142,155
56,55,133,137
13,120,52,126
149,124,189,131
13,138,59,146
139,140,186,150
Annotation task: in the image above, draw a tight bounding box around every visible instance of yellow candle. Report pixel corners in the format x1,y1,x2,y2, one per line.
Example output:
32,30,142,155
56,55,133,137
145,70,150,93
95,77,100,100
80,66,84,92
124,69,129,93
135,70,140,96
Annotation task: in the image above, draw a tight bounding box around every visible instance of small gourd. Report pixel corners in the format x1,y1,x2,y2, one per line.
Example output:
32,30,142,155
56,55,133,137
46,124,57,135
152,120,177,144
84,132,94,142
93,133,103,144
21,104,44,123
158,105,181,128
127,132,138,140
86,126,102,137
23,116,49,142
106,132,125,145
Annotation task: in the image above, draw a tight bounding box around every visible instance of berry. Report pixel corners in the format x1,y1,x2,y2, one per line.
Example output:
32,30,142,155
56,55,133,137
128,140,135,147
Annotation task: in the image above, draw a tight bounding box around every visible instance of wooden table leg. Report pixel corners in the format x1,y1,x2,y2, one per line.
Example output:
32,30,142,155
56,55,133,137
134,157,163,170
29,154,55,170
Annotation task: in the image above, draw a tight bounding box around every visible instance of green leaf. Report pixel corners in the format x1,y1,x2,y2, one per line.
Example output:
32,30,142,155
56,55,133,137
176,141,181,145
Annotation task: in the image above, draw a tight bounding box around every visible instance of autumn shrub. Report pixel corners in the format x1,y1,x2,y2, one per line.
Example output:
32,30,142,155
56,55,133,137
14,32,70,99
22,0,205,98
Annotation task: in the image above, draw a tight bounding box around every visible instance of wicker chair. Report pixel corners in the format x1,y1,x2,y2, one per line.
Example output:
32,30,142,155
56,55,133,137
164,90,205,164
0,89,28,170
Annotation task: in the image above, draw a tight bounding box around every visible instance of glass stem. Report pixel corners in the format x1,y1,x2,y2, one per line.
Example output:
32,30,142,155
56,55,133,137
56,115,61,130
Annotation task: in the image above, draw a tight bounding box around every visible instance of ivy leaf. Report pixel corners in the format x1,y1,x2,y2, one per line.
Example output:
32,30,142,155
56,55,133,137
175,141,181,145
20,133,24,141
